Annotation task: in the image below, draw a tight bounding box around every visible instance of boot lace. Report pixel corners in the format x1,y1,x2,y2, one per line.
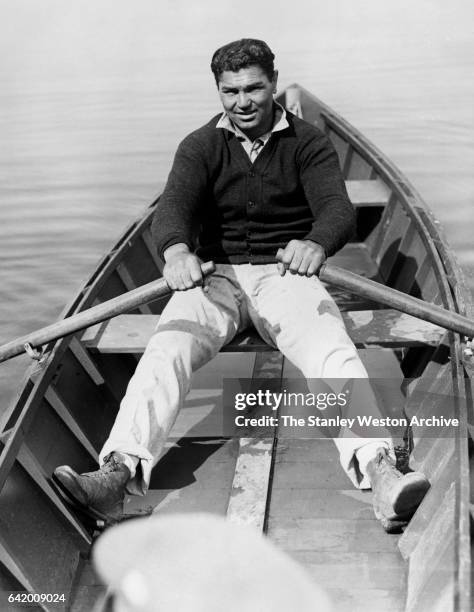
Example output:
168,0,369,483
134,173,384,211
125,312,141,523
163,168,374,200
375,447,402,478
86,455,124,478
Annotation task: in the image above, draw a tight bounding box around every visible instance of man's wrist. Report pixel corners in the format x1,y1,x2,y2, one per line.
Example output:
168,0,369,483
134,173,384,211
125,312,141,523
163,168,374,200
303,240,326,258
163,243,191,262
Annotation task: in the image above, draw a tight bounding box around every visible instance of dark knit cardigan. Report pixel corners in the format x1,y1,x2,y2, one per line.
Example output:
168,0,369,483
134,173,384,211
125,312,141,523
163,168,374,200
151,111,355,263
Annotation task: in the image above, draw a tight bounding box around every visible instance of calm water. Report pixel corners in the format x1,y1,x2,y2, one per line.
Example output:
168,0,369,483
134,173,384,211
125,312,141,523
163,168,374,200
1,1,473,411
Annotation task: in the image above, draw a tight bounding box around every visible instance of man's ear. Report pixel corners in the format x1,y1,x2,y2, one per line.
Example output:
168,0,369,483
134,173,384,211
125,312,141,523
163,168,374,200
272,70,279,93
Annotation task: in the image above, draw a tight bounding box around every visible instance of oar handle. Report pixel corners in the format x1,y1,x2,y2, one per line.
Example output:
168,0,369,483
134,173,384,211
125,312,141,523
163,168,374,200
0,261,216,364
319,263,474,338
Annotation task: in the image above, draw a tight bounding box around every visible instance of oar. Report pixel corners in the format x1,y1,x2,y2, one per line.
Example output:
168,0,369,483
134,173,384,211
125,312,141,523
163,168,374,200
319,263,474,338
1,260,472,365
0,262,216,364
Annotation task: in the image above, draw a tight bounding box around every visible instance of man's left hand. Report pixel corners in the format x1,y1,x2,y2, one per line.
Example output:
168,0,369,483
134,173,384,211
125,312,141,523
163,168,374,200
276,240,326,277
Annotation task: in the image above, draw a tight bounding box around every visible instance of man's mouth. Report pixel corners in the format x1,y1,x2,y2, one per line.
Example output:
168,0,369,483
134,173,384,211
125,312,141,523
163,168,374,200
235,111,257,121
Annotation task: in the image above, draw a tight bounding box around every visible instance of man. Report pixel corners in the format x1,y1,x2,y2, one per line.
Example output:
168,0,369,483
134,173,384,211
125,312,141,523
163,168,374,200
54,39,429,532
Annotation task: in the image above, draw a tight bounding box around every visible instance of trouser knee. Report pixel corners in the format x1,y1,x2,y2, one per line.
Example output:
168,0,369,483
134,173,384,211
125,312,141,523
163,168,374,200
143,328,220,375
300,344,367,380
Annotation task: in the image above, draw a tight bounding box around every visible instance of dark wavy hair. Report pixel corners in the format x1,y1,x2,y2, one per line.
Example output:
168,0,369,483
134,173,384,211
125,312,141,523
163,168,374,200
210,39,275,85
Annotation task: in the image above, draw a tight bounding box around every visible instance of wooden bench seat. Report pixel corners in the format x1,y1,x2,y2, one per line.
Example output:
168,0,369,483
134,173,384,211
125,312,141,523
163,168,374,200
81,310,444,354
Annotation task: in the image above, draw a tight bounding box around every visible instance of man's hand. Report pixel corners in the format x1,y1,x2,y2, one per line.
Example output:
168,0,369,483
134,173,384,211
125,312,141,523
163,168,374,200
276,240,326,277
163,243,206,291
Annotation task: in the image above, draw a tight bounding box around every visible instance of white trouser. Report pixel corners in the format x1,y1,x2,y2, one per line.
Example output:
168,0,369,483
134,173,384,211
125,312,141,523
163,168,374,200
100,264,392,494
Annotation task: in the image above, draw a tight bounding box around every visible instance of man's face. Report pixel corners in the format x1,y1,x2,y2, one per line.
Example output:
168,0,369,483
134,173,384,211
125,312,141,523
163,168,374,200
217,66,278,139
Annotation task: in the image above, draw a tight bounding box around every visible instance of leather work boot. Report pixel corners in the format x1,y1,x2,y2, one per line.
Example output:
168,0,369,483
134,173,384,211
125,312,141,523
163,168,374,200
53,453,131,525
366,447,430,533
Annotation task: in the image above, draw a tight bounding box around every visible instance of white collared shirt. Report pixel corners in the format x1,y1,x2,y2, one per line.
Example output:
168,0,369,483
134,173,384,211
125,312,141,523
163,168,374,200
216,102,289,162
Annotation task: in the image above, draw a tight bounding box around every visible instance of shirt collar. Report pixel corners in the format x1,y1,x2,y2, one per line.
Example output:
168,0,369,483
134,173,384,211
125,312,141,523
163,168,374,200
216,102,289,143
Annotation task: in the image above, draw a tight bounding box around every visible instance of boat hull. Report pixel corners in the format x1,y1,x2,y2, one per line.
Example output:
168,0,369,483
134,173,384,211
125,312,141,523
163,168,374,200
0,85,471,612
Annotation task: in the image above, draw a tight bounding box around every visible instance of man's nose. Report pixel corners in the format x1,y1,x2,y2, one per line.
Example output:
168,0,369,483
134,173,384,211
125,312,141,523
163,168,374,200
237,92,251,109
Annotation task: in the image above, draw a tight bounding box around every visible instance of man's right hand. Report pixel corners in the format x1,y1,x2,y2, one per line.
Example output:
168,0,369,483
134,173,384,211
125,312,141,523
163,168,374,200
163,243,205,291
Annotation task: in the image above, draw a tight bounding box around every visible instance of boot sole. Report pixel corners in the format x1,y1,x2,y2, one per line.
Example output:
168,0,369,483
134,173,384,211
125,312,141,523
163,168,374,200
51,471,119,527
380,516,409,534
53,466,89,506
372,498,413,533
390,473,430,517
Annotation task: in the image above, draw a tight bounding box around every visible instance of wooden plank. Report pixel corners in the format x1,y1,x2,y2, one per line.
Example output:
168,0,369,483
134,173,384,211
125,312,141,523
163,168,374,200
395,232,429,296
0,458,86,604
226,352,284,530
344,309,444,347
0,359,58,492
323,588,405,612
69,337,104,386
409,437,454,484
320,264,474,338
272,459,351,490
149,444,238,491
342,146,353,177
368,195,398,262
419,267,441,304
16,444,92,549
345,179,391,207
226,437,275,529
290,550,405,591
276,438,346,463
328,242,381,279
47,348,117,454
124,230,162,285
45,386,99,463
269,488,374,519
268,429,407,606
387,222,417,290
0,534,46,609
126,487,232,517
377,205,412,282
328,130,350,168
70,586,109,612
81,310,445,354
270,517,400,553
358,347,404,378
398,452,456,560
326,242,384,310
116,262,153,315
409,255,433,300
126,438,239,518
346,149,373,180
142,228,164,274
404,483,455,612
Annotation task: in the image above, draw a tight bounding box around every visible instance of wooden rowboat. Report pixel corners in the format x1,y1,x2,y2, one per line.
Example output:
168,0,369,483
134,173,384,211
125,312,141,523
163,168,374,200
0,85,472,612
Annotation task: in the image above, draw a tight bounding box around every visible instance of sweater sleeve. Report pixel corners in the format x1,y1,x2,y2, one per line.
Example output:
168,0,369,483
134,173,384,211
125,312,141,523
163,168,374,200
151,132,209,260
297,131,356,257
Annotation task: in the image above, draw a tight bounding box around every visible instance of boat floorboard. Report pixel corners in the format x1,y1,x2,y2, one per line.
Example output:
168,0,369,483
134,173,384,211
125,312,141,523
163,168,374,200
267,440,407,611
71,346,405,610
125,438,239,516
266,348,406,611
